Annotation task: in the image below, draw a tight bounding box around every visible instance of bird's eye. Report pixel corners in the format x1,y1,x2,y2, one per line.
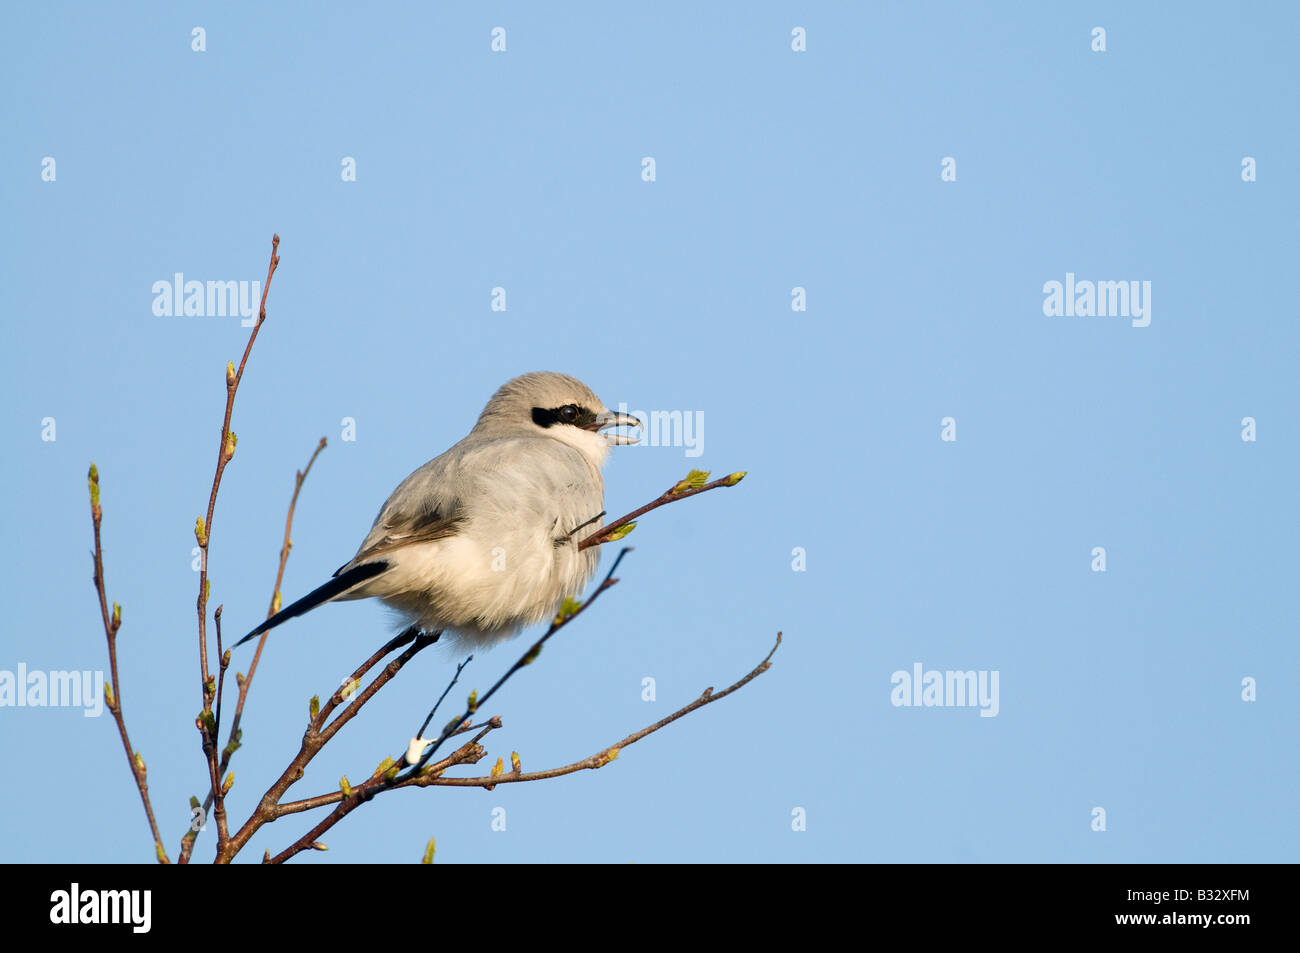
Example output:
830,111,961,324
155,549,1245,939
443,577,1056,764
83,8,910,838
560,405,578,422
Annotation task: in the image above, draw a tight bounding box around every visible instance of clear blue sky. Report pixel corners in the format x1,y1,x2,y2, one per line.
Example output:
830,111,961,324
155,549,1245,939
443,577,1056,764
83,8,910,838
2,2,1296,863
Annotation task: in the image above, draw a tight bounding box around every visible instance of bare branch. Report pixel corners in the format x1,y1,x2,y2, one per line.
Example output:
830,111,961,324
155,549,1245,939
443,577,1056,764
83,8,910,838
413,655,473,742
269,632,781,856
410,632,781,789
177,235,288,864
180,436,328,863
216,629,439,863
196,234,280,724
88,465,170,863
260,552,632,864
578,470,745,551
408,546,634,773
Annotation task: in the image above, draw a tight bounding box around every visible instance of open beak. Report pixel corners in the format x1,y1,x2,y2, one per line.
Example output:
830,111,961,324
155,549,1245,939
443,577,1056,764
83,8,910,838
588,409,642,446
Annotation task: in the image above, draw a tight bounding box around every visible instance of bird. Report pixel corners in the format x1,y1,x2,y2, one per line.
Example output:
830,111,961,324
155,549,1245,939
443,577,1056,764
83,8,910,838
235,372,641,651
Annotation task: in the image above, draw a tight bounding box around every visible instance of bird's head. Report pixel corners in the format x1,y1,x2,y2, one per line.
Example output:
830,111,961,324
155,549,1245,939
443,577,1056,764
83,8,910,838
472,371,641,466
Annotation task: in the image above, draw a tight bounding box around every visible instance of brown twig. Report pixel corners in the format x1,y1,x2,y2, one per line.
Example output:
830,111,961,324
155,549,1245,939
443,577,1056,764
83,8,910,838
180,435,327,863
210,608,231,844
266,633,782,851
412,632,781,788
216,628,439,863
261,551,633,864
195,234,279,724
176,235,283,864
578,470,746,551
275,721,504,818
88,465,170,863
408,547,634,773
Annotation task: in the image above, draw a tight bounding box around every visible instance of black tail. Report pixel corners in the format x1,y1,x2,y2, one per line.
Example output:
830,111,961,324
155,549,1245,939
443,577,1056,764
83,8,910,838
234,561,390,648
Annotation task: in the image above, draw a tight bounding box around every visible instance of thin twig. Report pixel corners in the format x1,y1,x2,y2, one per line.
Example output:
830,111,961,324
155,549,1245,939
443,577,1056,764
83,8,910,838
415,655,473,741
193,235,280,804
578,471,745,551
276,721,504,818
411,632,781,788
196,234,280,713
177,235,286,864
216,629,438,863
268,633,782,851
179,436,328,863
410,546,634,772
263,550,633,864
88,465,170,863
210,608,230,844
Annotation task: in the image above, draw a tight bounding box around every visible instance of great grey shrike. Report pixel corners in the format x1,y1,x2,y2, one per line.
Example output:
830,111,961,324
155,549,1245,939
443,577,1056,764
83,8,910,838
235,372,640,650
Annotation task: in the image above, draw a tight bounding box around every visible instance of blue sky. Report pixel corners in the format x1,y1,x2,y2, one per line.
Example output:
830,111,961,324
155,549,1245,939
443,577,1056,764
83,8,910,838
1,2,1296,863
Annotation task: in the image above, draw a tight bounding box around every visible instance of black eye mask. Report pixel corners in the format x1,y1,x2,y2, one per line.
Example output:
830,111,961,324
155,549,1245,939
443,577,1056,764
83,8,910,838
531,404,598,429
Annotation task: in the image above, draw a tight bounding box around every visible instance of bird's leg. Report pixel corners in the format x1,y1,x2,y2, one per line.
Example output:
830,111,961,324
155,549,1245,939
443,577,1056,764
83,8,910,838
554,510,606,547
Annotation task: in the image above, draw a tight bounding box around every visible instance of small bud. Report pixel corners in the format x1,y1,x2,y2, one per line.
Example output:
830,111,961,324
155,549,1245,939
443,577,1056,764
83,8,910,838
309,695,320,720
235,671,246,690
111,602,121,630
263,850,270,863
310,842,328,852
672,469,711,494
104,682,115,708
88,464,100,508
225,361,235,386
466,689,478,714
134,752,146,777
421,838,436,865
156,843,167,864
510,751,521,772
605,522,636,542
204,676,216,695
553,596,582,625
222,729,242,759
340,775,352,797
340,678,359,700
221,772,234,795
271,591,282,614
221,649,231,668
194,516,207,547
223,431,237,460
490,757,504,778
374,756,396,778
189,795,201,809
521,644,542,665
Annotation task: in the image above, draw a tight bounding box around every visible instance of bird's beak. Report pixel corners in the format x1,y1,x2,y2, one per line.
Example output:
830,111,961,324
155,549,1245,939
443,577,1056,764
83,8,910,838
588,409,642,446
